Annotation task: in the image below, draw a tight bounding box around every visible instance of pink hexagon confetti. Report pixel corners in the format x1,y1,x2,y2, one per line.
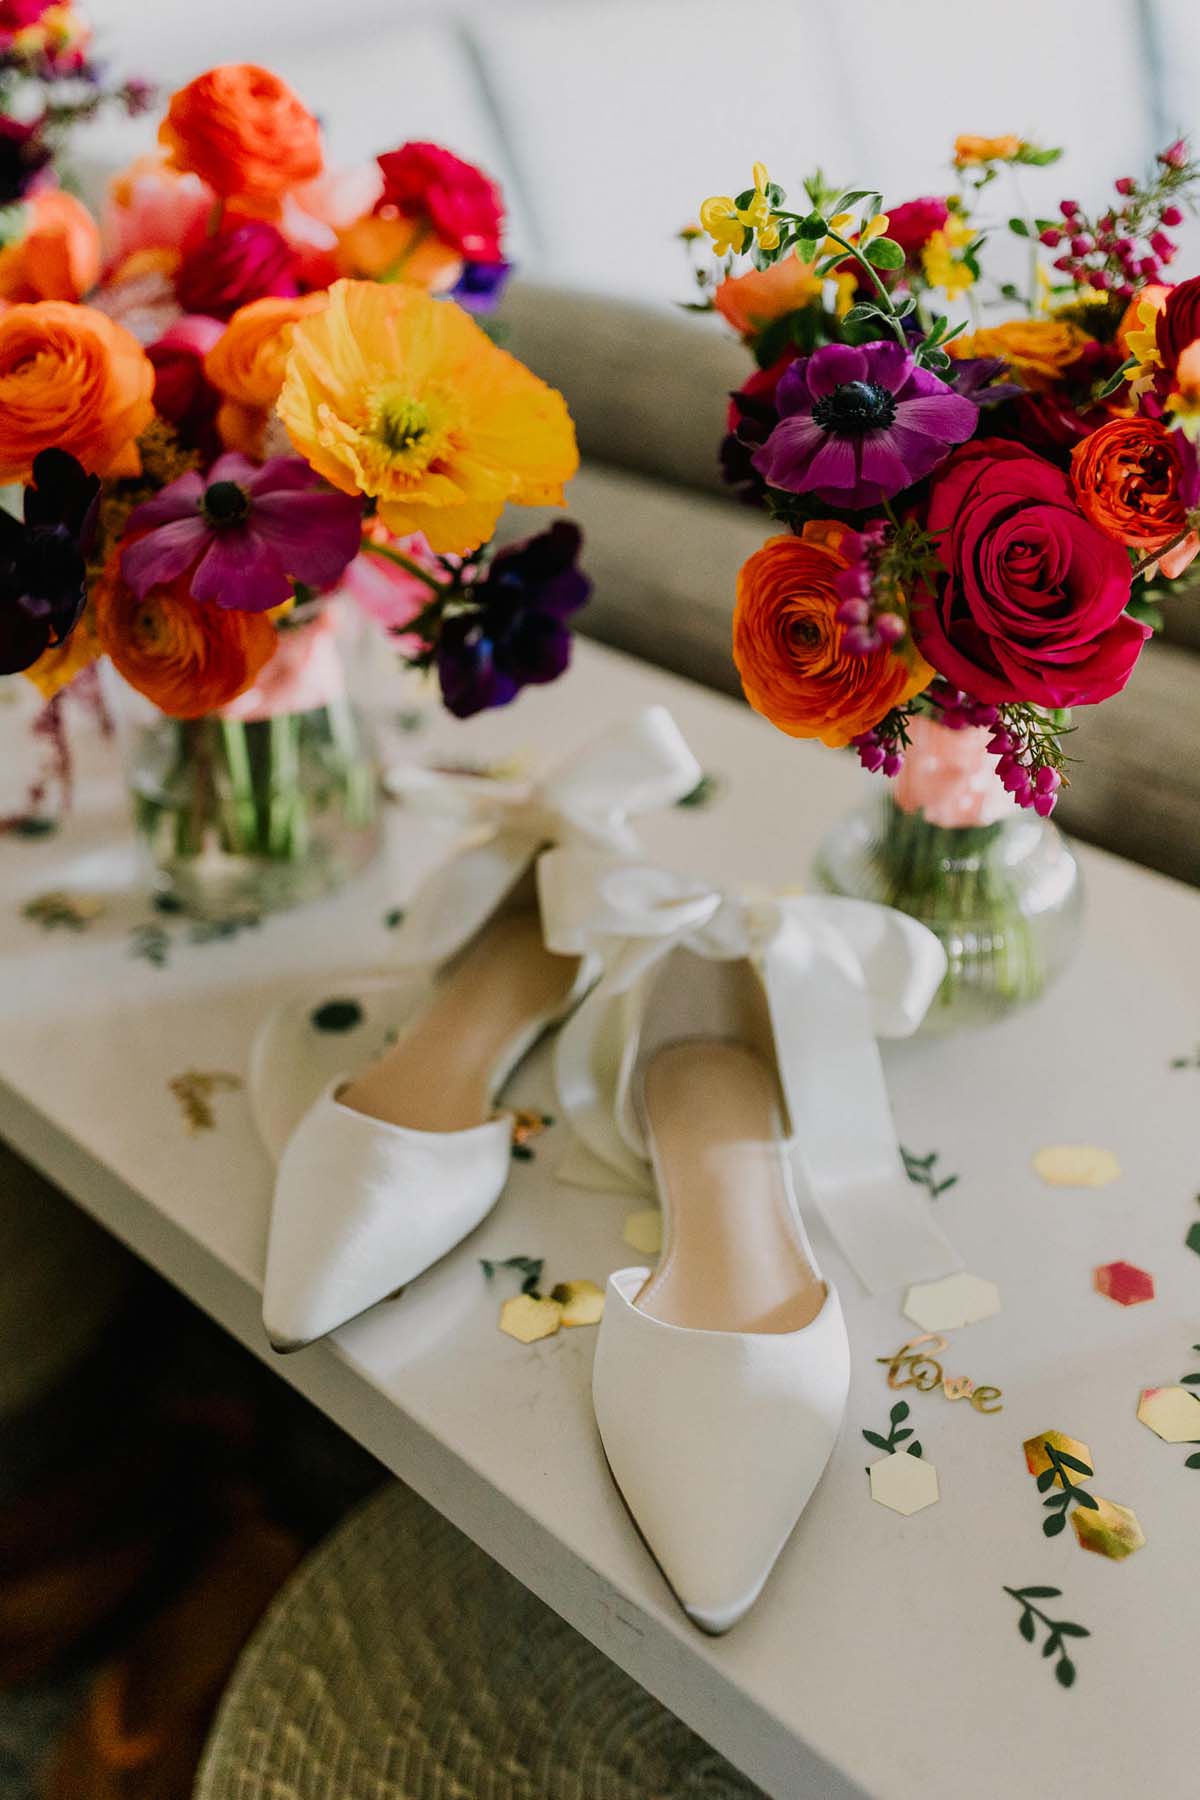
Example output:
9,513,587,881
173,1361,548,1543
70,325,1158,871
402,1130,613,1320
1093,1261,1155,1306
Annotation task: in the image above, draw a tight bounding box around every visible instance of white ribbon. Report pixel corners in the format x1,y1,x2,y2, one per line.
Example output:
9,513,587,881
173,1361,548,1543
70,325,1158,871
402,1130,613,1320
387,707,703,967
538,849,962,1296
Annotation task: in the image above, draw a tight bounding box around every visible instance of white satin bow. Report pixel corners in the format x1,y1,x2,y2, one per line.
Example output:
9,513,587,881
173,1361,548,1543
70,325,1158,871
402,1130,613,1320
539,850,962,1296
388,708,703,967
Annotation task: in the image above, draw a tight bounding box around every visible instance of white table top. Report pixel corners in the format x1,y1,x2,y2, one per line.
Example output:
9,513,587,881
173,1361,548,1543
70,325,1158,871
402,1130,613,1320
1,638,1198,1800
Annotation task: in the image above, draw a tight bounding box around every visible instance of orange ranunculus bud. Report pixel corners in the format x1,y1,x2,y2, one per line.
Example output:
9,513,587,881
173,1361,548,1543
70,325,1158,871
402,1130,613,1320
0,300,155,482
93,550,278,718
0,188,101,302
733,527,932,747
204,292,328,456
335,212,462,290
949,317,1093,391
953,134,1023,167
159,64,323,207
1070,415,1197,574
713,253,823,339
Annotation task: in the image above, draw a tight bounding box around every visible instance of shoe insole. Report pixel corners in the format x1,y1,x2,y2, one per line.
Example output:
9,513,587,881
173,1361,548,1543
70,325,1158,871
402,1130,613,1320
339,910,580,1133
637,1041,826,1334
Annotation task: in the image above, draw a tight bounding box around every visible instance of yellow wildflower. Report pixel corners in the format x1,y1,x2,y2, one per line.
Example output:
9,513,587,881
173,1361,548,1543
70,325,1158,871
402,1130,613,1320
860,213,890,246
953,134,1024,168
699,163,780,257
699,195,745,258
1121,290,1167,402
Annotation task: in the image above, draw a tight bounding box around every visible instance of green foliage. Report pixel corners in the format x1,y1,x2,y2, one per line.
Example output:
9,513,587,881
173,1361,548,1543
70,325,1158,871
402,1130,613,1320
864,236,905,270
1004,1586,1087,1688
901,1146,959,1199
862,1398,923,1460
1036,1441,1098,1536
480,1254,545,1296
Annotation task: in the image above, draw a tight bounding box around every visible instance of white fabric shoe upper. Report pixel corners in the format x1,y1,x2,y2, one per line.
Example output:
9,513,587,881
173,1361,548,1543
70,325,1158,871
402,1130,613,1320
594,1267,851,1633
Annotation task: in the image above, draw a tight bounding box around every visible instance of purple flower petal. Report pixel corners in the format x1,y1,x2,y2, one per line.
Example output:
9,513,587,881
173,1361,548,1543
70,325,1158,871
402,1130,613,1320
125,472,205,533
207,452,260,488
806,343,869,398
863,340,914,394
244,457,324,497
802,433,859,491
191,529,293,612
249,488,364,589
858,431,915,492
893,391,979,443
121,516,211,598
752,415,824,488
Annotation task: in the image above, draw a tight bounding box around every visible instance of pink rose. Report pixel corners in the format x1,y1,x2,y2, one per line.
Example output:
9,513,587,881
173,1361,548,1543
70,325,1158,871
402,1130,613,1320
102,156,214,279
885,196,949,258
175,220,299,320
913,440,1145,708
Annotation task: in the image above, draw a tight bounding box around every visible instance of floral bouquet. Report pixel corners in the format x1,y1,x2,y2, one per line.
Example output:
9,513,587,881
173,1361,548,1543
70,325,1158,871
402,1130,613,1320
692,135,1200,1020
0,60,588,909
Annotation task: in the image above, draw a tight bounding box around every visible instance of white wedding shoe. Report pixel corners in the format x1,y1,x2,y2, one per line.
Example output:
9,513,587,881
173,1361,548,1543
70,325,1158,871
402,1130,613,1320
539,850,958,1631
260,709,701,1353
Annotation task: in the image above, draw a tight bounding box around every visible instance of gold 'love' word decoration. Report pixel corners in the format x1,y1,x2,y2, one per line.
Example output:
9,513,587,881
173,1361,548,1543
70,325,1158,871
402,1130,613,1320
877,1334,1003,1414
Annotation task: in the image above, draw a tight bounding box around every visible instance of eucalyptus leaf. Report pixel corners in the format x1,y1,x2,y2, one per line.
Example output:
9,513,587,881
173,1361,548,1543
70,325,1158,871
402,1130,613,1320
1019,1611,1035,1642
1008,217,1030,237
1055,1657,1076,1688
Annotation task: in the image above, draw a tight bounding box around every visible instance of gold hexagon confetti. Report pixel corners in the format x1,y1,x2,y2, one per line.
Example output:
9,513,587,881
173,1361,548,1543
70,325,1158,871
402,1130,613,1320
499,1294,562,1343
902,1272,1001,1332
1136,1385,1200,1444
1033,1145,1120,1188
623,1208,663,1255
1022,1429,1093,1483
1072,1495,1146,1559
168,1069,242,1134
868,1451,939,1516
551,1280,605,1328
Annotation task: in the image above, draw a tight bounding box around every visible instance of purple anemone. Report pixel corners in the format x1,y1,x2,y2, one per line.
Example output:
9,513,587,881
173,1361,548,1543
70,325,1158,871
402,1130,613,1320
121,455,364,613
752,340,978,509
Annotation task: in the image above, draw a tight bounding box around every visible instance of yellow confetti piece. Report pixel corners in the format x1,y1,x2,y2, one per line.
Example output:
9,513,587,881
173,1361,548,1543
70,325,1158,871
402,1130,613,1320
23,890,106,930
1023,1429,1093,1483
868,1451,939,1516
622,1208,662,1255
1136,1385,1200,1443
902,1272,1001,1332
1033,1145,1121,1188
551,1280,605,1328
499,1293,562,1343
1072,1495,1146,1559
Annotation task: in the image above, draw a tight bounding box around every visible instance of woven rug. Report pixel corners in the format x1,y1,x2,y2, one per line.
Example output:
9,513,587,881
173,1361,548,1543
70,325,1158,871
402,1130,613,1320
197,1479,763,1800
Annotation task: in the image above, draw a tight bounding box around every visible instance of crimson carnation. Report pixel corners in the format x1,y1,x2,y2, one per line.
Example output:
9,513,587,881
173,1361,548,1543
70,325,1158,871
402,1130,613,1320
374,141,504,262
912,440,1145,709
884,196,950,259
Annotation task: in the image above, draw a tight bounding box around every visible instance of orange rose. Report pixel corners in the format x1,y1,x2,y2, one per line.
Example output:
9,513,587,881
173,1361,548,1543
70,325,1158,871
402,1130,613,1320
1071,415,1199,578
94,551,277,718
159,65,323,207
953,134,1023,167
335,213,462,290
0,189,101,303
733,527,933,747
204,292,328,455
713,253,823,338
949,317,1092,390
0,301,155,482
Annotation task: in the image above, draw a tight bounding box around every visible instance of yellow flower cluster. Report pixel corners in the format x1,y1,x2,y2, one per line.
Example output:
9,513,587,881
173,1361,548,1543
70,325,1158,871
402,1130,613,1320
921,213,976,298
953,134,1024,168
699,162,780,258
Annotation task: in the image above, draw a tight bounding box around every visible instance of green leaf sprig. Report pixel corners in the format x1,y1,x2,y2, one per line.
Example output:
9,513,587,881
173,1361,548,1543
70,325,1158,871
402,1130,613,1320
901,1146,959,1200
1036,1441,1099,1536
1003,1586,1088,1688
863,1399,923,1460
480,1255,545,1297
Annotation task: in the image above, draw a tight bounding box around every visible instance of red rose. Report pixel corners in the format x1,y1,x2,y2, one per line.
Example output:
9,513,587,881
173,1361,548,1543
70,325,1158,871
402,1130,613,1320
885,196,949,258
175,220,299,320
374,141,503,262
147,314,224,457
1156,273,1200,372
726,349,797,432
912,439,1145,708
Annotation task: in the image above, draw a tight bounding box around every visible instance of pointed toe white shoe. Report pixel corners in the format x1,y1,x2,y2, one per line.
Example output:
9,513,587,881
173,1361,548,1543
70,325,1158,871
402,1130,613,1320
259,709,701,1352
540,849,959,1629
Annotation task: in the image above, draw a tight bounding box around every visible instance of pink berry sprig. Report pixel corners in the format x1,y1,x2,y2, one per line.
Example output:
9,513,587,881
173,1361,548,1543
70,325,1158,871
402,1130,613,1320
986,709,1067,816
851,709,911,777
1039,139,1198,301
925,679,1000,733
834,521,911,656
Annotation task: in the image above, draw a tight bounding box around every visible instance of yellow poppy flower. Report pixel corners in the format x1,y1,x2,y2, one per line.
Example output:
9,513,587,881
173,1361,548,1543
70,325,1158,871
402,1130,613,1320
277,280,579,555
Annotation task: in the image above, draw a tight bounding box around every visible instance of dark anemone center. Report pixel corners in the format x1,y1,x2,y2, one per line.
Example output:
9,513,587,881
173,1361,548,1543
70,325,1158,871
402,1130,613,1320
202,480,251,527
810,379,896,436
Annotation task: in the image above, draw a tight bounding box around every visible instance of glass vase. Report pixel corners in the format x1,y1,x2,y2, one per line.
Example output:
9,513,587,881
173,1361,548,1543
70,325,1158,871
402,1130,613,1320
116,602,381,917
814,716,1083,1032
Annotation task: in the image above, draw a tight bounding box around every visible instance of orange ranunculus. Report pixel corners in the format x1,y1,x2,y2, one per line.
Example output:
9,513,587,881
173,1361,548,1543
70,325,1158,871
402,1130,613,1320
278,279,578,553
204,292,329,456
1070,416,1191,551
1116,284,1172,357
949,316,1092,390
733,526,933,747
335,213,462,290
159,65,323,207
0,301,155,482
713,252,823,338
93,551,278,718
25,604,100,700
0,189,101,302
953,134,1023,167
